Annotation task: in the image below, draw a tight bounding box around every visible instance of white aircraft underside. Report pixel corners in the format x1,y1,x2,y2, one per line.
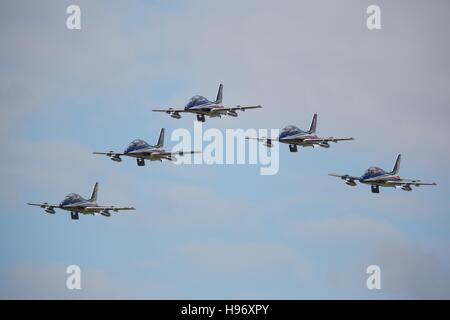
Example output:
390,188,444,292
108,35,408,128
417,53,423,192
27,182,135,220
93,128,199,166
126,149,178,161
152,84,262,122
246,114,354,151
329,155,436,193
155,104,262,121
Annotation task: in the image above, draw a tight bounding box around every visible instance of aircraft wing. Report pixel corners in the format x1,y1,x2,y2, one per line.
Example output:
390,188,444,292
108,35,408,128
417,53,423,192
245,137,278,142
328,173,360,181
93,151,124,156
154,150,201,158
245,136,278,148
387,179,437,186
27,202,59,209
93,151,124,162
83,206,135,212
303,137,355,143
152,108,189,113
214,105,262,112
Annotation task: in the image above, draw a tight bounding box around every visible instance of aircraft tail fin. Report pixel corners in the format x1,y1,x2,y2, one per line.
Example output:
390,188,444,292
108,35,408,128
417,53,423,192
156,128,165,148
391,154,401,175
89,182,99,203
308,114,318,134
215,84,223,104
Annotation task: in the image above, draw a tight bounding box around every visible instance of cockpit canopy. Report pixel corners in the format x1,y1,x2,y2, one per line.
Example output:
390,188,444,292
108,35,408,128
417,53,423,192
279,125,305,139
362,166,386,178
185,95,210,109
60,193,86,206
124,139,151,153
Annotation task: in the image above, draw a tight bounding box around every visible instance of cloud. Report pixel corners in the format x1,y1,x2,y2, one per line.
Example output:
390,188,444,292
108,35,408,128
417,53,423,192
285,215,450,298
144,184,260,229
0,139,106,209
1,0,449,299
177,242,312,298
369,240,450,299
0,264,119,299
2,0,450,167
289,216,402,246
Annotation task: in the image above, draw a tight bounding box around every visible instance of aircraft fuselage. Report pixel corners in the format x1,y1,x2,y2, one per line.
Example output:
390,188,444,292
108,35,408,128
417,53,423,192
185,102,224,117
125,147,170,161
279,134,318,147
60,204,96,214
359,172,401,187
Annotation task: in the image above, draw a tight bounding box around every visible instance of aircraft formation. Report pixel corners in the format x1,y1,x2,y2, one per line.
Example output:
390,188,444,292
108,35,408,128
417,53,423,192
28,84,436,220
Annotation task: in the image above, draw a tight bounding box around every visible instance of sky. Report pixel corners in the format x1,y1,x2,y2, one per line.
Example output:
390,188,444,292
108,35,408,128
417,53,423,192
0,0,449,299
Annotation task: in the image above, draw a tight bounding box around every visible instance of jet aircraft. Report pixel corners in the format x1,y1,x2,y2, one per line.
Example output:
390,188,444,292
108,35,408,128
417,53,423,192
27,182,135,220
246,114,354,152
329,154,437,193
152,84,262,122
93,128,199,166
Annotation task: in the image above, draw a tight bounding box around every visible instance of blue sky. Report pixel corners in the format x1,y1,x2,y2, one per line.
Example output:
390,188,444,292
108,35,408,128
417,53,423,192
1,0,449,299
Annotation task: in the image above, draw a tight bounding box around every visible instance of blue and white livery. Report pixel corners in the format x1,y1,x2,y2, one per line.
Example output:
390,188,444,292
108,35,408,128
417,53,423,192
27,182,135,220
247,114,354,152
329,154,437,193
152,84,262,122
93,128,199,166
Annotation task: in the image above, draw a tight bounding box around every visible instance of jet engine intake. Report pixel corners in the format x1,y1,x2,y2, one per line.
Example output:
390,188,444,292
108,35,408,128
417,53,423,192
110,155,122,162
100,210,111,217
227,110,238,117
318,142,330,148
45,207,55,214
401,185,412,191
263,140,273,148
170,112,181,119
